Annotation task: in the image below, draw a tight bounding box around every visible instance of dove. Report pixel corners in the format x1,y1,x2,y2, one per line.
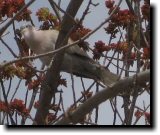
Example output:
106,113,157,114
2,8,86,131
20,25,118,87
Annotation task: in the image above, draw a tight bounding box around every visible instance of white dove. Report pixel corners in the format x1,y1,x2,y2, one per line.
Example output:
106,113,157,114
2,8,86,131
20,25,118,87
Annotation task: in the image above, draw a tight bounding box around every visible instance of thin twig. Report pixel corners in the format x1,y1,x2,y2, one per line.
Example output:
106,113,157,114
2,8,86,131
60,92,65,114
103,35,112,66
48,0,62,23
78,0,92,25
0,38,18,58
10,79,22,102
70,73,77,107
48,0,77,25
133,104,150,125
6,78,12,97
0,80,16,125
95,83,99,124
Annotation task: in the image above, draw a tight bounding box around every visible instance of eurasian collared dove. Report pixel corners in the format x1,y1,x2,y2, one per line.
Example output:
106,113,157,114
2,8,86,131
20,25,118,87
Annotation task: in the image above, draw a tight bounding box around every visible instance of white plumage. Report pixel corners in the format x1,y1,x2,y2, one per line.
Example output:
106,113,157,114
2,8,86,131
20,25,118,87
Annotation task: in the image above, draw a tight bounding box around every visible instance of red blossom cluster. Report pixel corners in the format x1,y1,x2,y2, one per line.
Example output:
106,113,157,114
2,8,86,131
117,9,136,27
105,0,115,9
104,23,118,38
93,40,110,60
130,52,137,59
27,74,67,90
135,109,143,118
58,75,67,87
110,42,129,53
144,112,150,124
81,91,93,99
0,101,8,113
10,99,29,116
34,101,39,109
122,52,137,66
135,109,150,124
27,74,44,90
105,9,136,34
92,39,150,66
27,78,41,90
104,0,136,36
70,25,91,51
70,26,91,41
112,41,136,66
0,62,36,80
142,47,150,59
105,0,119,15
0,99,29,117
92,41,130,60
46,113,57,124
0,64,17,79
36,7,59,30
0,0,31,21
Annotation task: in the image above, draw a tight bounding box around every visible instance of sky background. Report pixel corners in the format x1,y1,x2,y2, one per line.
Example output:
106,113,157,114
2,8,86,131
0,0,150,125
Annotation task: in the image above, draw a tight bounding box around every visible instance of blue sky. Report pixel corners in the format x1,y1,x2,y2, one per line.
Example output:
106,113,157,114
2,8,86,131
0,0,150,125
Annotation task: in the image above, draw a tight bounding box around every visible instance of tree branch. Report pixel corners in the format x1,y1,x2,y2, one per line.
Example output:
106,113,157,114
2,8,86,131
55,70,150,125
33,0,84,125
48,0,62,23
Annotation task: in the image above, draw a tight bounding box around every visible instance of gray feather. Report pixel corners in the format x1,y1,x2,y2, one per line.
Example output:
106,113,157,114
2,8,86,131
21,26,118,87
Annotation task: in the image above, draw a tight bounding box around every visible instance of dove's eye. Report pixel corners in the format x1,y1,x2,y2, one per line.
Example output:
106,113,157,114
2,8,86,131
26,25,32,28
20,25,32,33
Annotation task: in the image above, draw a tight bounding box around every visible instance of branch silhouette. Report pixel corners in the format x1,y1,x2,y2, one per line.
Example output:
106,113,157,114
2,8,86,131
34,0,84,125
55,70,150,125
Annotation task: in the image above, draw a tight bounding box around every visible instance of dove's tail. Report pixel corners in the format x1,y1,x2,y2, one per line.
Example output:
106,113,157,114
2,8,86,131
98,67,118,87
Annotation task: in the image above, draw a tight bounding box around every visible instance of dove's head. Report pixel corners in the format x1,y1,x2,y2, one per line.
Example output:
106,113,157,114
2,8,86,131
20,24,39,41
20,24,34,35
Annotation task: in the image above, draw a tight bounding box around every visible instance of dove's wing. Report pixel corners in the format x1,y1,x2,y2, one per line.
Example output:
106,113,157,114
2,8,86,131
49,30,91,60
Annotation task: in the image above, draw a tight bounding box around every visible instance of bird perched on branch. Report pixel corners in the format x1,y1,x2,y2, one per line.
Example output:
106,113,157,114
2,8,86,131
20,25,118,87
